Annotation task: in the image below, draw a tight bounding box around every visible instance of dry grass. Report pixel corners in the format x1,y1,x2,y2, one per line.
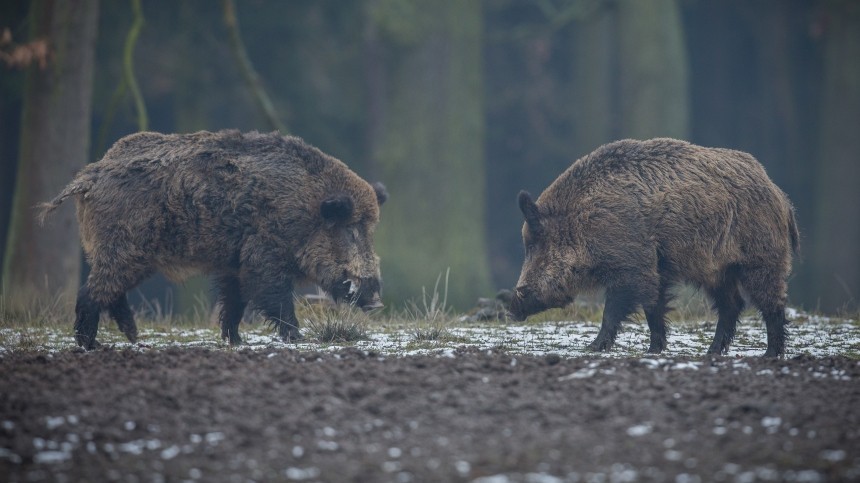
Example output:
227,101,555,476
297,298,369,343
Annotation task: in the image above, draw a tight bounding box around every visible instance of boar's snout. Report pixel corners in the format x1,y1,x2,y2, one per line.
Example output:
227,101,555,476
336,276,384,312
361,292,384,312
508,285,547,322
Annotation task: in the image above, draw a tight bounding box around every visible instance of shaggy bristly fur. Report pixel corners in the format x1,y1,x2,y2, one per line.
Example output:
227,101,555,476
510,138,799,358
41,130,387,349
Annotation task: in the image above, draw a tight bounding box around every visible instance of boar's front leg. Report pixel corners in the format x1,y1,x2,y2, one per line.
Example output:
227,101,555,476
255,288,301,342
216,275,247,346
240,270,302,342
269,301,301,342
588,287,639,352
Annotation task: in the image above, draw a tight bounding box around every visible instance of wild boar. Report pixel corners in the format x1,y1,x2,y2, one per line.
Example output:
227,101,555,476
40,130,387,350
509,138,799,358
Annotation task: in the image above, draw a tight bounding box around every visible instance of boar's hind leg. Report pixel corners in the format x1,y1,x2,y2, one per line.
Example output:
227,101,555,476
108,294,137,343
216,275,247,345
643,280,672,354
76,261,150,350
588,287,639,352
740,266,789,358
706,274,744,356
74,286,102,350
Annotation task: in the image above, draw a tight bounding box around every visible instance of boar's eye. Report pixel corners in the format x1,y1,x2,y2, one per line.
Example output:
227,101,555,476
321,194,354,223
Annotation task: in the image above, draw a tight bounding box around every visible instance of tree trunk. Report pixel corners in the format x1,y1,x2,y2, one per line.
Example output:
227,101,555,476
2,0,99,310
366,0,492,309
572,7,616,152
616,0,689,139
811,1,860,313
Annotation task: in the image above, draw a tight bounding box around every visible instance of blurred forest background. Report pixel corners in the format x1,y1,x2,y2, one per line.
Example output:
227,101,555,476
1,0,858,316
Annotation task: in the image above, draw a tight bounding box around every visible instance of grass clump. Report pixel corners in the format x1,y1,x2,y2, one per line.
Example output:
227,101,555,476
400,269,471,345
298,299,369,343
404,269,453,323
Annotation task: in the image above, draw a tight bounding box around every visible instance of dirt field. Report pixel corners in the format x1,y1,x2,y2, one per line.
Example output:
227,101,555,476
1,346,858,482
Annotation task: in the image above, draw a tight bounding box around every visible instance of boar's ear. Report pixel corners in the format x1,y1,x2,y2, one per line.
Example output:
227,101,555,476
321,194,354,223
372,182,388,206
518,190,542,228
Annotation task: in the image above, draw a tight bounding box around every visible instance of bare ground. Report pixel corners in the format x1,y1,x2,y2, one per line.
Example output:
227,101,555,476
1,347,859,482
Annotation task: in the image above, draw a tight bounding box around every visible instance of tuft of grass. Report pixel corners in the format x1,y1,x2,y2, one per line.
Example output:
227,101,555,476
299,299,369,343
411,323,449,341
404,268,453,323
409,323,470,344
0,290,70,329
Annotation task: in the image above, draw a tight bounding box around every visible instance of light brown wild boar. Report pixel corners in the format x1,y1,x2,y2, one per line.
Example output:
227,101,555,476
40,130,387,350
509,138,799,357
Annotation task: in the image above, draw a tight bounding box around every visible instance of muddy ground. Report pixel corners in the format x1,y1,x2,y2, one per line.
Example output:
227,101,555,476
1,347,858,482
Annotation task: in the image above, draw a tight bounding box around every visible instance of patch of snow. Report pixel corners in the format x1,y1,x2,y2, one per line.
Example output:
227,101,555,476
558,368,596,380
0,448,22,464
285,466,320,480
455,460,472,476
819,449,846,462
33,450,72,464
627,424,652,437
316,440,339,451
160,445,180,460
45,416,65,430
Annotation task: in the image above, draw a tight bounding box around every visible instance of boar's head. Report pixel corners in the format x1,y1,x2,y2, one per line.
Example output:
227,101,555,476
509,191,589,321
300,181,388,312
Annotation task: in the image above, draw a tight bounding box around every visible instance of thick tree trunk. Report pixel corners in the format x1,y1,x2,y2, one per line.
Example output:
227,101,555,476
367,0,492,309
2,0,99,309
616,0,689,139
572,7,616,152
811,2,860,313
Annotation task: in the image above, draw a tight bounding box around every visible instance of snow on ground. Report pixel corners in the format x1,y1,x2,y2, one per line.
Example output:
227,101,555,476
1,312,858,359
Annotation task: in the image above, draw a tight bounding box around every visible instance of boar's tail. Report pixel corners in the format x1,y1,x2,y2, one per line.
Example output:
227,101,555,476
788,208,800,257
36,176,94,226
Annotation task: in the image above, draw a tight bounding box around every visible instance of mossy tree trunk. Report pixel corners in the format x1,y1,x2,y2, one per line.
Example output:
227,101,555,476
572,6,616,153
366,0,492,309
616,0,689,140
2,0,99,310
811,1,860,313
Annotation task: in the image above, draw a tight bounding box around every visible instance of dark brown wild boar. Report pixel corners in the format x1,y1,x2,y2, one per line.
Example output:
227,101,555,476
40,130,387,350
509,138,799,358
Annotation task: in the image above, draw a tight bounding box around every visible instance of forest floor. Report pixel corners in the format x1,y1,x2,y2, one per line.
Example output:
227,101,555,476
1,310,859,482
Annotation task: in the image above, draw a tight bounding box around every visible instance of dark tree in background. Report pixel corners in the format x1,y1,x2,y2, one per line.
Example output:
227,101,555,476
2,0,99,310
812,1,860,311
367,0,493,308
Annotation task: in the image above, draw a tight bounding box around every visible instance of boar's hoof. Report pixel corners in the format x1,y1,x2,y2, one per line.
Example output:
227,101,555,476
280,328,304,343
762,348,783,359
705,343,728,356
587,338,613,352
647,337,667,354
75,335,101,351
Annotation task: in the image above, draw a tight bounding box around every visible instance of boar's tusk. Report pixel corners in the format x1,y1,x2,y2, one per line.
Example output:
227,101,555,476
344,279,358,296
